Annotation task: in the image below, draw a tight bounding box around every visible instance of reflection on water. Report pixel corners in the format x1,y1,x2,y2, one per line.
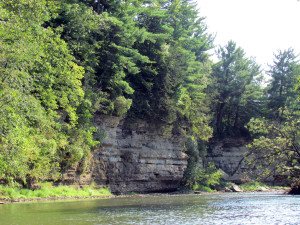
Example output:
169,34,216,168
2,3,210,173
1,193,299,225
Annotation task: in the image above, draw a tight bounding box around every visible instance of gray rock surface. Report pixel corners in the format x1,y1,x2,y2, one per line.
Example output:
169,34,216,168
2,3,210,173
62,116,188,194
207,138,249,184
231,183,243,192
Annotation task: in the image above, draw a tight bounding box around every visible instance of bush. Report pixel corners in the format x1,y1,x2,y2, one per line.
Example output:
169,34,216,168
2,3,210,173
184,162,222,190
192,184,214,192
113,96,132,117
183,138,221,191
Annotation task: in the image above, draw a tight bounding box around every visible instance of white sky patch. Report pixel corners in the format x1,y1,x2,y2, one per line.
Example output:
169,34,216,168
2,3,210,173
196,0,300,72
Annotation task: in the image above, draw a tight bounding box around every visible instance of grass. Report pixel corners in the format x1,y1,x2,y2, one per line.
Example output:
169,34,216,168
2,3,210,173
239,180,268,191
0,182,112,200
192,184,215,192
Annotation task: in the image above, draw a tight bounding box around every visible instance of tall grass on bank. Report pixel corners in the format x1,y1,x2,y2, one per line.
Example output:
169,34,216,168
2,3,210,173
0,182,112,200
192,184,216,192
239,180,268,191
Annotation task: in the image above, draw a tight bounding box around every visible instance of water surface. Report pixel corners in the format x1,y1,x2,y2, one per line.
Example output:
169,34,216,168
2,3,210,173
1,193,299,225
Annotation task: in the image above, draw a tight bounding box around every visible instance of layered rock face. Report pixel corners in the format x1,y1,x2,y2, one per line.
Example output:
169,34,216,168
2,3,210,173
205,137,285,185
207,138,249,183
63,116,188,194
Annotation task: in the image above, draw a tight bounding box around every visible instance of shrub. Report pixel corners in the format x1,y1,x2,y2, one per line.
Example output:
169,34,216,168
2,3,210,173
113,96,132,117
184,162,222,189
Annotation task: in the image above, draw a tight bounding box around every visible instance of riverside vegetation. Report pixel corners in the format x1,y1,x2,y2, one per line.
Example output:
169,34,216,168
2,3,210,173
0,0,300,196
0,182,112,201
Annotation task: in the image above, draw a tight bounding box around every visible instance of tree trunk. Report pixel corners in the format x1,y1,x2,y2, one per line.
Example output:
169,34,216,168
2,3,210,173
234,105,239,128
216,102,225,136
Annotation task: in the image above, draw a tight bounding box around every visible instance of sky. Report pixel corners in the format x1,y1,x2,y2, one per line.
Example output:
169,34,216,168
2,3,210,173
196,0,300,71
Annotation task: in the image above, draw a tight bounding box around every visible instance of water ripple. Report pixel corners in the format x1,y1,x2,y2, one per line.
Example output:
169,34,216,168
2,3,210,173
1,193,300,225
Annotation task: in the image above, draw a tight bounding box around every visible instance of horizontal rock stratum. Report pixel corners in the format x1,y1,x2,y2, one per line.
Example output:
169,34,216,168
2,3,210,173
62,116,188,194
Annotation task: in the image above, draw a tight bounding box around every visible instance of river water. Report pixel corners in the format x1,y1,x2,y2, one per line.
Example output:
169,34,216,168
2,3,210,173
1,192,299,225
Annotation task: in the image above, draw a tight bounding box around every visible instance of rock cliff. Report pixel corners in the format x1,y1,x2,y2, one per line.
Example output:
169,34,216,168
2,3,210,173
62,116,188,194
61,119,263,192
206,137,283,185
206,138,249,183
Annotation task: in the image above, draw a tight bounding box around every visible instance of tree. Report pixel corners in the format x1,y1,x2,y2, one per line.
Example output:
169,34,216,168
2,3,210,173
209,41,263,137
266,48,300,119
245,49,300,184
126,0,213,140
246,109,300,183
51,0,158,117
0,0,98,186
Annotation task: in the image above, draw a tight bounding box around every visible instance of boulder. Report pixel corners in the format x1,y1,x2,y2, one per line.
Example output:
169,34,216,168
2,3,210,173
224,187,232,192
257,186,269,192
231,183,243,192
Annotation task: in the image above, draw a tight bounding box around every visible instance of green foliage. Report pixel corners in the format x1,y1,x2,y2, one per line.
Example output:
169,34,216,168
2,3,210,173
244,48,300,184
113,96,133,117
6,0,293,189
246,108,300,182
183,138,221,189
192,184,214,192
239,180,267,191
184,162,222,189
0,0,99,186
0,183,112,200
209,41,263,137
0,0,214,187
266,48,300,119
51,1,146,116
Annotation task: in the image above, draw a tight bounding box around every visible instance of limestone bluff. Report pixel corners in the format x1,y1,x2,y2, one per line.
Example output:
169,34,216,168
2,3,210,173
62,116,188,194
